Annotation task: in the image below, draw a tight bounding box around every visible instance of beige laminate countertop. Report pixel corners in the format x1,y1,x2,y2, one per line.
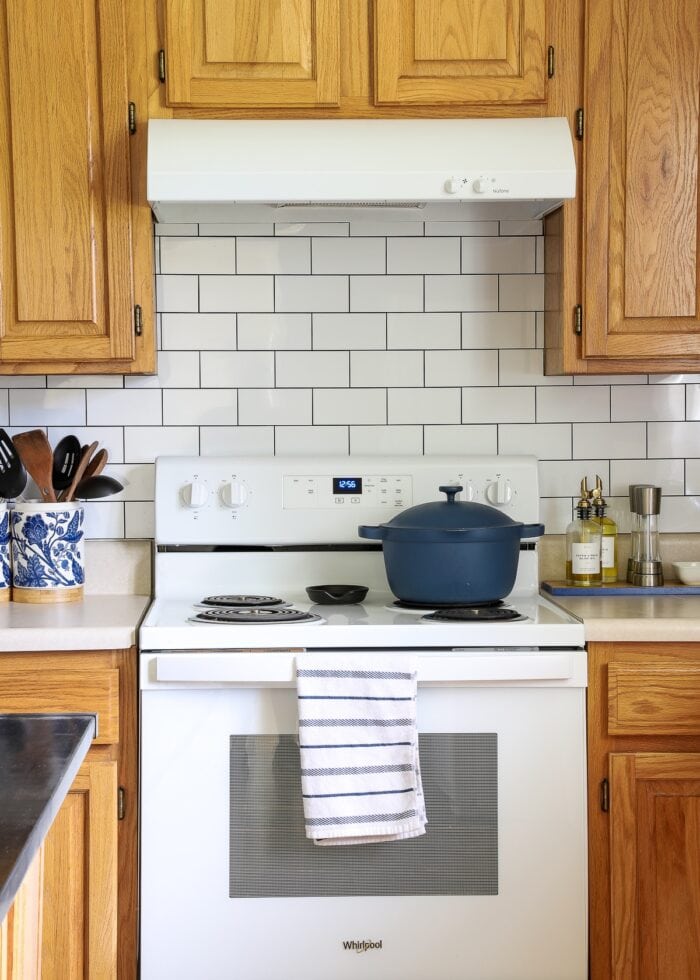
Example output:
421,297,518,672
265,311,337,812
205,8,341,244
0,594,150,651
543,593,700,642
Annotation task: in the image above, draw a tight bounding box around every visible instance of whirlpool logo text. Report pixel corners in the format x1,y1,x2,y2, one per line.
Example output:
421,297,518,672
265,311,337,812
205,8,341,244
342,940,383,954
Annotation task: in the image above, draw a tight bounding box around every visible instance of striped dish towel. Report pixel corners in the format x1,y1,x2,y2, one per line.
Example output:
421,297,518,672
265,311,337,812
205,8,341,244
295,653,426,846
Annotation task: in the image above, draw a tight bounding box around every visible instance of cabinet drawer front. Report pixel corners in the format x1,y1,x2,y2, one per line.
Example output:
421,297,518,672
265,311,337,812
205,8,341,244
0,668,119,744
608,663,700,735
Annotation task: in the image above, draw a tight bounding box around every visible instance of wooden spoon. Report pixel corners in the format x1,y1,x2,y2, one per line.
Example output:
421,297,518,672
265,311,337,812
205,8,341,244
61,441,98,502
12,430,57,502
81,448,108,482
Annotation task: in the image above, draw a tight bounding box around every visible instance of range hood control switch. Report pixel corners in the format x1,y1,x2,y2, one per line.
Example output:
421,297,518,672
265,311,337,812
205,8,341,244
472,178,487,194
444,178,463,194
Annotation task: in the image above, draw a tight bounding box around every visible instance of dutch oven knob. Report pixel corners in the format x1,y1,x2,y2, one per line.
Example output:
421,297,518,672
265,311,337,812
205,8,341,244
439,485,463,503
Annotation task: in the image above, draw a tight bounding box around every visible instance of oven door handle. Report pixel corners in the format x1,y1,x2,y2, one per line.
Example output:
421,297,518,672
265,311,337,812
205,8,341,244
150,652,582,686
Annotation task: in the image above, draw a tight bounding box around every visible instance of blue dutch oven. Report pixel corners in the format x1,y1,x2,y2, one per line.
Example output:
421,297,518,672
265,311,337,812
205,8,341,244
358,484,544,605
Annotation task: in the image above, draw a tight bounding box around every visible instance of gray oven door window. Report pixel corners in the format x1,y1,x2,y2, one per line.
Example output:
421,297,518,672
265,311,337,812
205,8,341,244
229,734,497,898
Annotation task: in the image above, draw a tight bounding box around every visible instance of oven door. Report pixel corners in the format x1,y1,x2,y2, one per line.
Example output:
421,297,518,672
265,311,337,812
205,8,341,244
140,649,587,980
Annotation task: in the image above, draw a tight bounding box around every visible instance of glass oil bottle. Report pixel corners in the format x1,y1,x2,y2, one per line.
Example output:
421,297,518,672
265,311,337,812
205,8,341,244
565,478,602,586
591,475,618,583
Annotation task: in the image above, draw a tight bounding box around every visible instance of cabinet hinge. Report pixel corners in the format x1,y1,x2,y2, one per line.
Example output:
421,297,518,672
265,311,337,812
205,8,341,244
600,778,609,813
118,787,126,821
574,304,583,335
547,45,555,79
158,49,166,84
575,107,584,140
128,101,137,135
134,305,143,337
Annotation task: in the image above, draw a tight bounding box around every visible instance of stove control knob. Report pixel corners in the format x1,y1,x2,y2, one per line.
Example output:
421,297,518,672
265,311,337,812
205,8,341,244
221,480,248,509
485,478,512,506
461,483,476,501
181,481,209,509
444,178,462,194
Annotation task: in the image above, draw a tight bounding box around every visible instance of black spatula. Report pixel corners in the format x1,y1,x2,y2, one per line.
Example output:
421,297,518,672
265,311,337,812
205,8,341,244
0,428,27,499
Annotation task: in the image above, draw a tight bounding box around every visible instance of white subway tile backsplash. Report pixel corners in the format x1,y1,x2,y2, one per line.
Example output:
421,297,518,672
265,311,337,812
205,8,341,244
314,313,386,350
312,238,385,274
276,275,348,312
200,426,274,456
388,388,460,424
387,238,460,274
87,389,162,427
238,313,311,350
498,423,572,460
162,313,236,350
573,422,645,460
611,384,684,422
387,313,460,350
610,459,684,496
238,389,312,426
461,312,536,349
155,275,198,312
274,425,348,455
124,426,199,463
11,220,700,539
424,424,497,455
313,388,386,425
499,274,543,311
200,275,274,312
462,386,535,424
237,237,310,274
425,350,497,387
276,351,349,388
351,275,422,312
351,350,423,387
349,425,423,455
499,349,572,387
160,237,235,274
10,389,82,427
536,386,610,423
462,237,535,274
200,351,274,388
540,497,574,535
163,388,237,426
425,275,497,312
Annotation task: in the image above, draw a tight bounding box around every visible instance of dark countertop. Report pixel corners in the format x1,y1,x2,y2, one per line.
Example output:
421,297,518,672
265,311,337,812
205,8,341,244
0,713,95,923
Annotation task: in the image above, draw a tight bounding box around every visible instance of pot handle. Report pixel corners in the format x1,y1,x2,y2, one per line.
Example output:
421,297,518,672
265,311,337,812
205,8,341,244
520,523,545,539
358,524,384,540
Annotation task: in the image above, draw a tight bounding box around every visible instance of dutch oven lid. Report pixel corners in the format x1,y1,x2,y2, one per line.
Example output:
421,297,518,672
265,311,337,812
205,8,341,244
385,485,518,531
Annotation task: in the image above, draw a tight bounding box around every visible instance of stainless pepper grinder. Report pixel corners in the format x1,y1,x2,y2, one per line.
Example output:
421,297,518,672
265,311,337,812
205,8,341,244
627,485,663,587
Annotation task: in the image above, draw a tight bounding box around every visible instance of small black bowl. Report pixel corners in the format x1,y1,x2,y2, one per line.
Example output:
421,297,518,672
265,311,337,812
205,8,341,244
305,584,369,605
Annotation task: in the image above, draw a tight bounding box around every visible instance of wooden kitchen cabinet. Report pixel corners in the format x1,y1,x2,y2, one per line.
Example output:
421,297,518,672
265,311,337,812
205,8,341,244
0,648,139,979
588,642,700,980
153,0,556,116
0,0,155,375
545,0,700,374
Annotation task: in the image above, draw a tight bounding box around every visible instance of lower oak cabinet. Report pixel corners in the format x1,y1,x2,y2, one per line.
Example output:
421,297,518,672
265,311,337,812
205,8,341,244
588,642,700,980
0,649,138,979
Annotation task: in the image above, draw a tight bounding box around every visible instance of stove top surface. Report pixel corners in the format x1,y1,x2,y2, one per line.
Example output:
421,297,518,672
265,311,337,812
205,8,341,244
141,590,583,650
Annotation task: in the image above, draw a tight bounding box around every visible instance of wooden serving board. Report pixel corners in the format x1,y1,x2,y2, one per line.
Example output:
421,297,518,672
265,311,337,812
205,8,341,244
542,580,700,597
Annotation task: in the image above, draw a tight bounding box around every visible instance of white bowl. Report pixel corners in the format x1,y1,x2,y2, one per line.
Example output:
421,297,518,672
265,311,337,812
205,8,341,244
672,561,700,585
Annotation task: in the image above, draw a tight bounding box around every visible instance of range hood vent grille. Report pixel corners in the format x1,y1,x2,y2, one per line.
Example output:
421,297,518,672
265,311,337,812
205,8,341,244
275,201,427,209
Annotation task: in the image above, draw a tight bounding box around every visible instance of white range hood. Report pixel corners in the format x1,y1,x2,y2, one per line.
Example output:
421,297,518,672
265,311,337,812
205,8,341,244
147,117,576,224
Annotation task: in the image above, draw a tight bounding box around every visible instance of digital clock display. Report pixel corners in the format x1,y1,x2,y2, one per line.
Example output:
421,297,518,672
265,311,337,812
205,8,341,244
333,477,362,493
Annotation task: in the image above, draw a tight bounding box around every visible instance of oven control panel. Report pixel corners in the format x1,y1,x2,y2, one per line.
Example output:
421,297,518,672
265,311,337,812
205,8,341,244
155,455,541,546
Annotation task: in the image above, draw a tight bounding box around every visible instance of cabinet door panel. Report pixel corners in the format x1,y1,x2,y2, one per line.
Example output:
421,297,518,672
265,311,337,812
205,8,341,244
610,753,700,980
165,0,340,107
375,0,546,105
40,760,117,980
584,0,700,359
0,0,136,365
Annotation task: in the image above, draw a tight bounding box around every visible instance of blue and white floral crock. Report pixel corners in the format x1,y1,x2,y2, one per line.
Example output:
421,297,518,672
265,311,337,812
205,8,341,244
0,505,10,602
11,502,84,603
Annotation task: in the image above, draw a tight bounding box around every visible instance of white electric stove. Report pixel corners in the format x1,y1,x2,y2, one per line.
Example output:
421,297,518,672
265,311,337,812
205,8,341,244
139,456,587,980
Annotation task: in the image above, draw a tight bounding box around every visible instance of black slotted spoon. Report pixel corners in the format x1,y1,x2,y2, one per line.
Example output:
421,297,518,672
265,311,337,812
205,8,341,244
52,434,82,499
0,429,27,500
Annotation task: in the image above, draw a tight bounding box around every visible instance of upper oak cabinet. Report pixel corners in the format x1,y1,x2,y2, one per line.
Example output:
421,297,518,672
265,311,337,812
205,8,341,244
374,0,546,106
545,0,700,374
0,0,155,375
163,0,341,107
156,0,550,114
